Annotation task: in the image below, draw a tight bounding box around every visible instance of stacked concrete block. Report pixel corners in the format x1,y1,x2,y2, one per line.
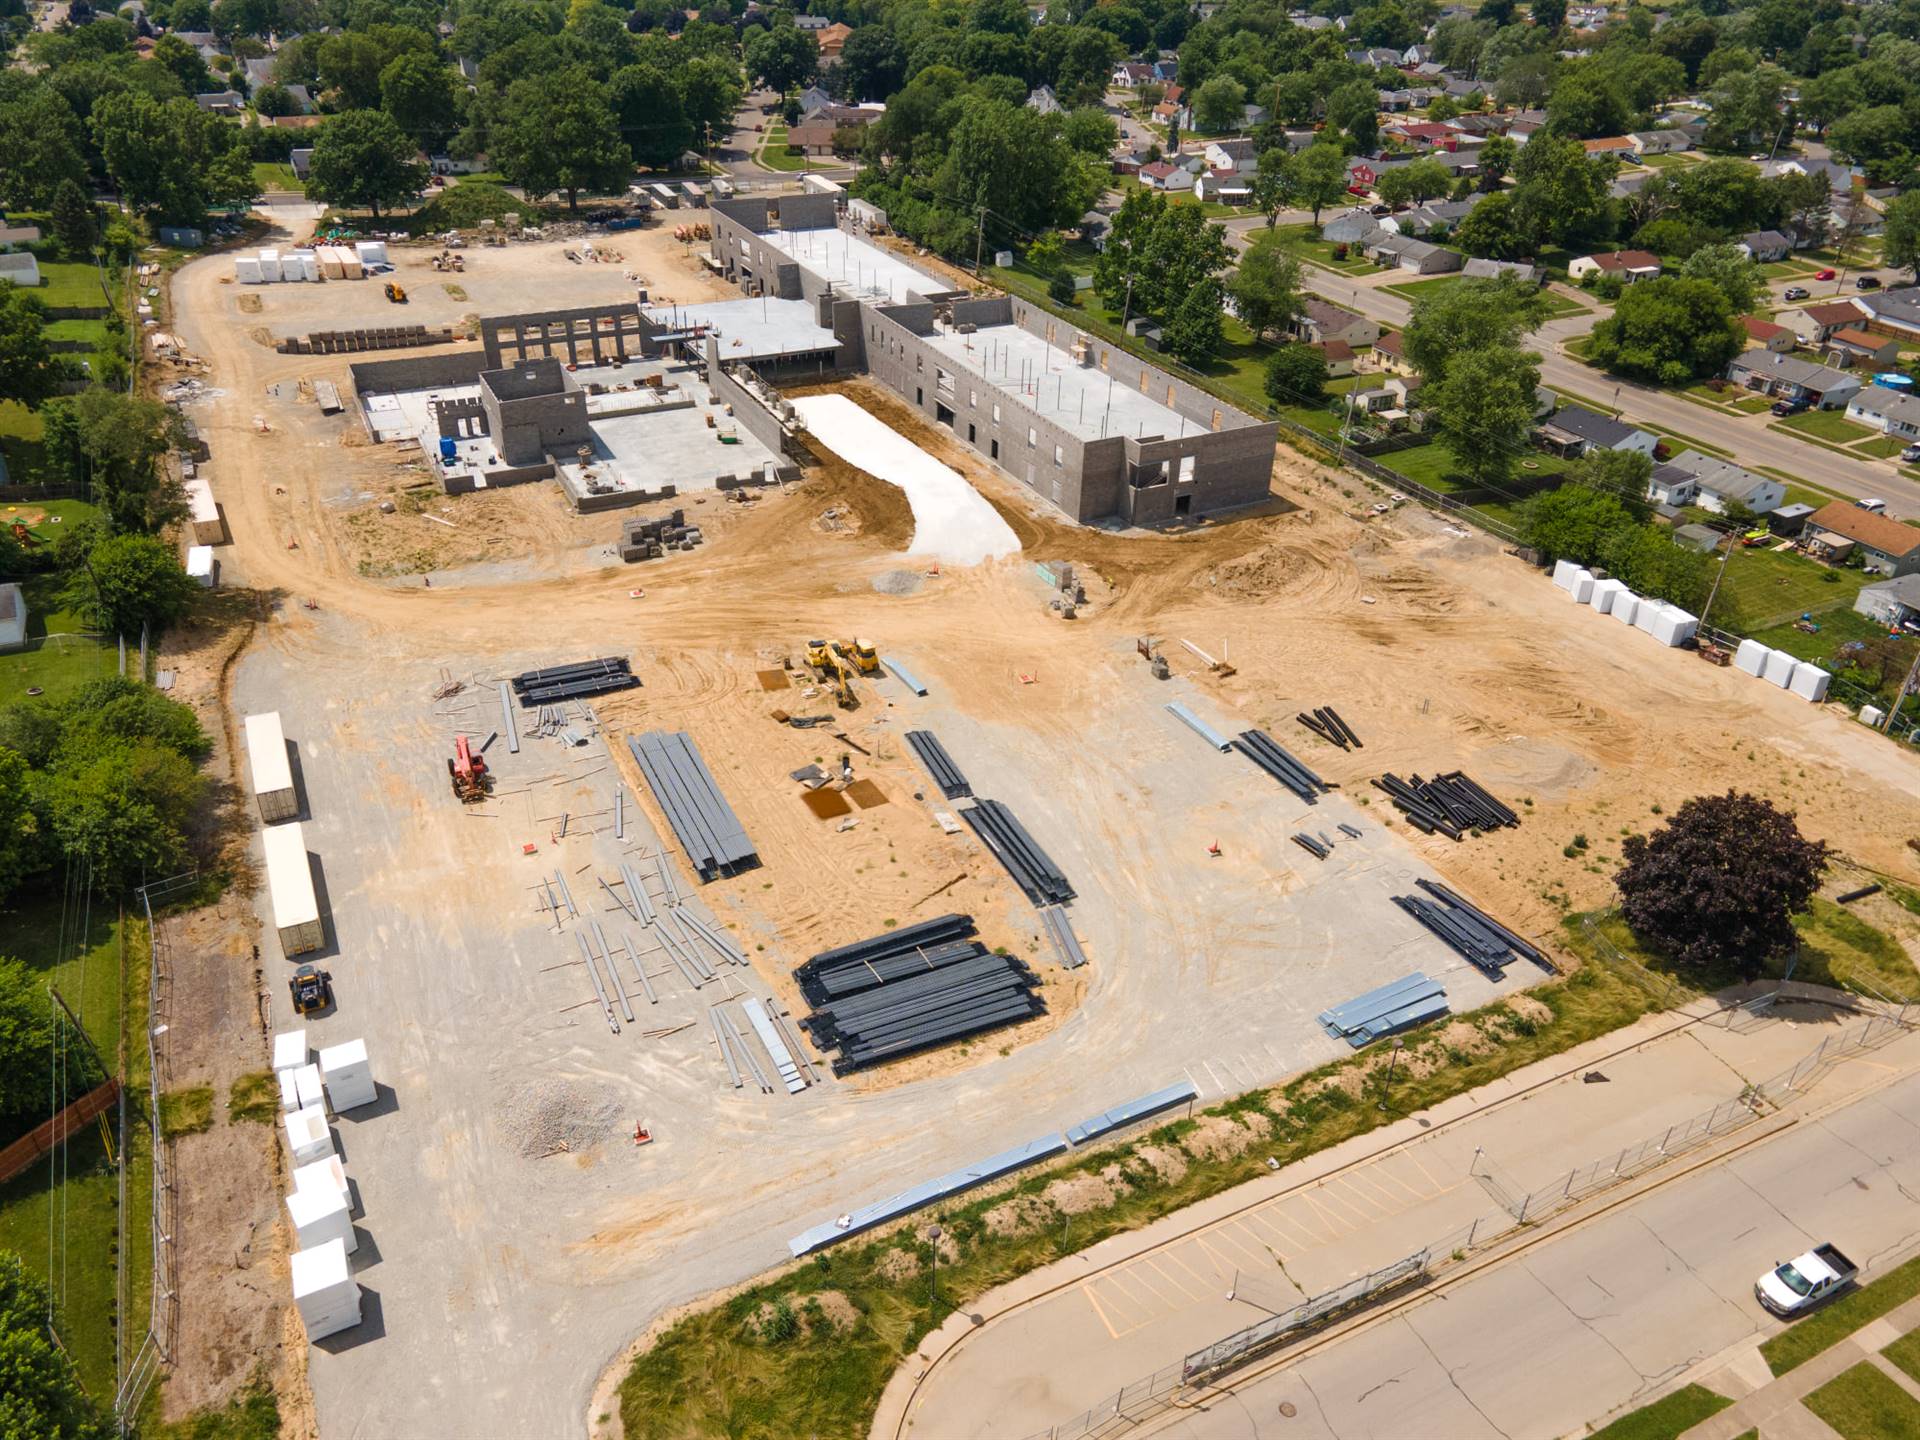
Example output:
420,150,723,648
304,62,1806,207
318,1039,376,1111
290,1238,361,1341
620,509,703,563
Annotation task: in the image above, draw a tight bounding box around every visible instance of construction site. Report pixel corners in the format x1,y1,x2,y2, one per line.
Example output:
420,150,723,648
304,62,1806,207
146,196,1920,1440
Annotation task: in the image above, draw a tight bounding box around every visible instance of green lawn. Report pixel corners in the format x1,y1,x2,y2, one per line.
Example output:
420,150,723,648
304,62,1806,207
1803,1361,1920,1440
1262,222,1375,274
1702,544,1871,632
1854,435,1906,459
0,564,116,705
1588,1383,1733,1440
756,123,808,172
1682,383,1773,414
1381,274,1588,317
1748,608,1919,705
31,259,114,310
251,161,303,192
1371,440,1570,530
1635,152,1699,170
1781,410,1875,444
0,399,54,488
1883,1328,1920,1387
1791,898,1920,997
1763,1252,1920,1375
1762,258,1821,279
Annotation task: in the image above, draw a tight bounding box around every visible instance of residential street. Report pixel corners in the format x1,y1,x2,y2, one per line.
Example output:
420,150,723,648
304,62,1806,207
1219,216,1920,519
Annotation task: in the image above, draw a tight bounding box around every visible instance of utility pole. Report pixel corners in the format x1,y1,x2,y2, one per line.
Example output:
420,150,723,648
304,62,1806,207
1885,648,1920,733
972,206,986,276
1698,529,1739,631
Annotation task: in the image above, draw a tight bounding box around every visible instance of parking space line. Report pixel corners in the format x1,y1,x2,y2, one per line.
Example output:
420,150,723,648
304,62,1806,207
1080,1283,1123,1340
1298,1190,1356,1237
1146,1256,1207,1304
1264,1200,1328,1248
1164,1243,1226,1293
1240,1209,1299,1256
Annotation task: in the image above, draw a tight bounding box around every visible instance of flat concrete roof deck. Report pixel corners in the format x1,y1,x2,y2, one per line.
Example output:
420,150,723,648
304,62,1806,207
922,324,1201,444
643,297,837,360
761,225,945,306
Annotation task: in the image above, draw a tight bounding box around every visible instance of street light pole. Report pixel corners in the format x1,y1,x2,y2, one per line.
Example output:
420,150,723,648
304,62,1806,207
927,1224,942,1314
1377,1038,1405,1112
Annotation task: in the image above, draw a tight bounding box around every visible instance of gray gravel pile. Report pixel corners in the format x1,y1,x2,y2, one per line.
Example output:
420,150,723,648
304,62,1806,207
498,1078,623,1159
871,569,924,596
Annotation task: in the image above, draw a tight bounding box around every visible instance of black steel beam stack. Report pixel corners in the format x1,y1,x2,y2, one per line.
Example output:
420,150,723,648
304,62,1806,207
1231,730,1331,804
796,916,1045,1074
511,657,640,706
1296,707,1363,751
1293,832,1331,860
961,800,1074,905
1372,770,1518,838
1393,880,1548,976
905,731,972,799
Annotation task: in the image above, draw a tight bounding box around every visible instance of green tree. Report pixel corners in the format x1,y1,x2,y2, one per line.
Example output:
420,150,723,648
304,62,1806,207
1092,186,1161,319
253,82,299,119
0,747,37,910
1264,342,1327,406
66,533,200,636
1228,237,1303,340
1510,134,1609,247
610,65,694,172
1883,191,1920,282
1403,273,1551,386
1453,192,1541,260
1192,75,1246,134
0,955,64,1117
839,26,907,104
0,1251,111,1438
1601,522,1709,609
1164,277,1226,365
743,21,817,94
492,70,632,212
1286,141,1351,229
305,108,427,218
38,391,185,534
1477,134,1517,189
91,92,219,222
1568,446,1653,502
931,97,1100,238
1325,79,1379,152
1517,481,1635,564
0,83,90,210
380,51,458,149
1680,243,1763,314
41,737,206,888
1376,157,1453,208
1140,204,1230,324
1616,792,1829,974
0,284,58,410
1426,345,1540,489
1586,276,1743,386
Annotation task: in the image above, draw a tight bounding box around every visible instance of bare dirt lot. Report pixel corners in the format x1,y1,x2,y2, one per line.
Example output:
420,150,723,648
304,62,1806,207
155,230,1920,1438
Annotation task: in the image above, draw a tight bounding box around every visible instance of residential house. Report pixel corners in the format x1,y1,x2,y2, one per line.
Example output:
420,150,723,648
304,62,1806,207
0,584,25,652
1441,78,1483,99
1362,232,1464,274
1580,136,1637,158
1291,13,1337,30
1323,208,1384,245
170,30,223,62
1740,315,1796,353
1388,120,1464,150
1567,3,1611,24
816,23,852,61
1377,89,1418,112
794,13,830,28
786,121,840,156
242,56,276,91
1398,197,1481,236
1846,384,1920,440
1348,374,1423,421
1293,298,1381,349
1461,257,1540,284
1825,328,1901,368
1151,86,1185,125
1855,288,1920,344
1026,85,1063,116
0,224,41,250
1645,462,1701,506
1311,339,1357,377
0,252,41,288
1348,46,1405,68
1402,42,1433,65
1801,501,1920,576
797,85,834,113
1659,451,1786,515
1153,59,1180,84
1196,169,1252,204
290,147,315,180
1112,62,1156,87
1628,129,1692,156
1737,229,1795,262
194,90,246,115
1536,404,1658,459
1138,162,1195,193
1203,138,1258,174
1725,350,1863,409
1371,331,1414,374
1782,300,1869,346
1568,250,1663,283
1854,574,1920,628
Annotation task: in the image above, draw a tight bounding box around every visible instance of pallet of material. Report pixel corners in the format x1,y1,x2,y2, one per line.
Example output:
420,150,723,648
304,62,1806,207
627,730,758,881
620,509,703,563
1231,730,1330,804
1394,879,1549,976
1372,770,1517,839
1317,972,1445,1046
799,950,1044,1075
511,656,639,705
960,800,1074,905
904,730,971,799
794,914,980,1002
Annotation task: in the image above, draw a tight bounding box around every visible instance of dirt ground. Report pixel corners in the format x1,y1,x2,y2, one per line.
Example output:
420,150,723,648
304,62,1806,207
153,223,1920,1435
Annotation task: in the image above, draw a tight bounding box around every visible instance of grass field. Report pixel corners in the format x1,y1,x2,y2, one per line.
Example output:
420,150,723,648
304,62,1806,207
0,561,117,705
1763,1252,1920,1375
251,161,303,192
1884,1327,1920,1387
1701,545,1871,631
1855,435,1906,459
1263,223,1374,274
1791,898,1920,996
757,124,808,172
1381,274,1589,317
32,259,114,310
1369,442,1572,530
1588,1384,1733,1440
1746,606,1916,686
1780,409,1875,444
1803,1361,1920,1440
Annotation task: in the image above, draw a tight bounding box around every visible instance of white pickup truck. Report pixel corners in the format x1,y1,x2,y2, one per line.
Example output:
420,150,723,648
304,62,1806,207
1756,1244,1859,1317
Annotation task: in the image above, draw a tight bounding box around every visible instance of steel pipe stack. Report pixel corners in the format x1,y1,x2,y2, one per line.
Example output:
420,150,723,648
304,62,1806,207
1296,706,1362,751
511,656,640,705
904,731,971,799
1372,770,1517,838
1231,730,1331,804
800,953,1044,1075
1393,880,1546,975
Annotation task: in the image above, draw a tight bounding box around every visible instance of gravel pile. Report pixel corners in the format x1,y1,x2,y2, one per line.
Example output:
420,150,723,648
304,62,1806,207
498,1078,623,1160
871,569,923,596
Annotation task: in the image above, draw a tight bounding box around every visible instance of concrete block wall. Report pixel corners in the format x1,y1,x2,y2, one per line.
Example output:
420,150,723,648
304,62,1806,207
348,350,489,397
705,340,792,457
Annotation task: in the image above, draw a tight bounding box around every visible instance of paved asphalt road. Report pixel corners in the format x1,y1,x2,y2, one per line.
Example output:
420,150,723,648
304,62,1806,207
1221,216,1920,520
1149,1066,1920,1440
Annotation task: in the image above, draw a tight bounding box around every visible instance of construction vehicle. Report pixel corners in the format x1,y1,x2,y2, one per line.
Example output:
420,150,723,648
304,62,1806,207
447,734,491,802
288,963,334,1016
837,639,880,675
804,640,860,711
385,282,407,303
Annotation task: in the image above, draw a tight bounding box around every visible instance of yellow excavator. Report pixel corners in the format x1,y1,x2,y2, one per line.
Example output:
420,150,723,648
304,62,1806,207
837,638,880,675
804,639,861,710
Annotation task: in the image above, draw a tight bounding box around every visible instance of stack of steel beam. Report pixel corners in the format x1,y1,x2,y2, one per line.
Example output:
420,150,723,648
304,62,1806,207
1393,879,1545,975
1231,730,1330,804
794,915,988,1007
960,800,1075,905
1296,707,1362,750
799,951,1044,1075
1371,771,1518,839
511,657,639,706
1317,973,1448,1047
627,731,758,880
904,731,971,799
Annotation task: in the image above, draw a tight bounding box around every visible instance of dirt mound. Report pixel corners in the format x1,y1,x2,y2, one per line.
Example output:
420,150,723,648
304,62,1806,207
1200,544,1317,601
983,1194,1053,1238
1181,1113,1271,1162
498,1078,623,1160
1468,736,1598,802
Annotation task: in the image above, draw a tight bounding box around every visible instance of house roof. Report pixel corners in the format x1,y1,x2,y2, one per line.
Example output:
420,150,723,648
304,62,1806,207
1850,384,1920,425
1373,330,1407,358
1581,136,1635,152
1805,301,1866,328
1858,288,1920,331
1140,162,1177,179
1859,574,1920,608
1542,404,1644,448
1663,451,1777,505
1650,462,1697,490
1586,249,1661,272
1462,257,1538,281
1730,349,1859,389
1741,229,1794,250
1313,339,1355,361
1805,501,1920,558
1741,315,1790,342
1829,327,1889,351
1302,298,1366,332
787,122,838,147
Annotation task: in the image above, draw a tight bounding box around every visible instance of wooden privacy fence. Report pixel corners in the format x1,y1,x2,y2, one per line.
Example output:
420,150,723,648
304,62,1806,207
0,1079,121,1185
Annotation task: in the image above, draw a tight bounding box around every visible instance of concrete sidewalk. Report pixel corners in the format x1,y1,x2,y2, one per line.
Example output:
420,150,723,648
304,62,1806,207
876,1003,1917,1440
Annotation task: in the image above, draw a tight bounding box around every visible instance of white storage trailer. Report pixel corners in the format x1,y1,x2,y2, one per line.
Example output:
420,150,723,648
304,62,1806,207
244,711,299,822
263,821,323,955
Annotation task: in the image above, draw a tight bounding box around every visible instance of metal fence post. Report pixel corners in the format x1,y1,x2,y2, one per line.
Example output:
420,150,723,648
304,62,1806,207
1467,1215,1479,1249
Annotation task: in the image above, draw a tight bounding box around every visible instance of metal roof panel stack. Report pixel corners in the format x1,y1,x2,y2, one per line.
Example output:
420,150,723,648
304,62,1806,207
627,731,758,880
1231,730,1330,804
1317,972,1448,1047
960,800,1075,904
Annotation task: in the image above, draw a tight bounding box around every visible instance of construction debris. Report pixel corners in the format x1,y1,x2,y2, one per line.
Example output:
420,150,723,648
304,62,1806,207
620,510,704,563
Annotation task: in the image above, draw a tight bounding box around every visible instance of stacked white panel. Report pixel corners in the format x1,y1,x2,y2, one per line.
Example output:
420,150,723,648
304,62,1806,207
289,1239,361,1340
1569,570,1595,603
1789,663,1831,702
257,249,281,282
293,1155,350,1204
1589,578,1627,614
1610,593,1640,625
272,1029,308,1071
355,240,387,266
284,1104,334,1166
1552,559,1579,589
1734,638,1770,675
234,257,262,283
1761,648,1799,687
277,1070,300,1113
1633,599,1663,635
318,1038,376,1111
293,1062,325,1111
287,1185,357,1254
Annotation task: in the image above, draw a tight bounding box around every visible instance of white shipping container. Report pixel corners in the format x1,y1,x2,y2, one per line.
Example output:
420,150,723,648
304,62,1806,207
1761,648,1799,687
290,1238,362,1341
262,821,322,954
318,1038,376,1111
284,1104,334,1166
1734,638,1770,675
1610,593,1641,626
183,478,226,545
287,1185,357,1254
245,711,299,824
1789,663,1831,702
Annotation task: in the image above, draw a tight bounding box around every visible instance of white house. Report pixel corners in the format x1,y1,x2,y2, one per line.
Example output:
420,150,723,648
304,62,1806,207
1203,138,1258,174
1137,162,1195,193
1536,405,1658,459
0,583,25,651
1726,350,1863,409
1847,384,1920,440
1658,451,1786,516
0,252,41,288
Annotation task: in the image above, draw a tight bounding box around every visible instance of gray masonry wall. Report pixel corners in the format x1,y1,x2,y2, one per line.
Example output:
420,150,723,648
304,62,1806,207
481,360,590,465
348,350,488,396
705,339,791,457
481,304,646,367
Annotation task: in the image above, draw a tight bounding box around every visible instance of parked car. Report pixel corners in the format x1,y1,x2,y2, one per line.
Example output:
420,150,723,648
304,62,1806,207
1857,497,1888,512
1772,397,1810,416
1902,443,1920,463
1756,1244,1858,1317
1856,275,1882,290
1815,268,1836,281
1784,286,1809,300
